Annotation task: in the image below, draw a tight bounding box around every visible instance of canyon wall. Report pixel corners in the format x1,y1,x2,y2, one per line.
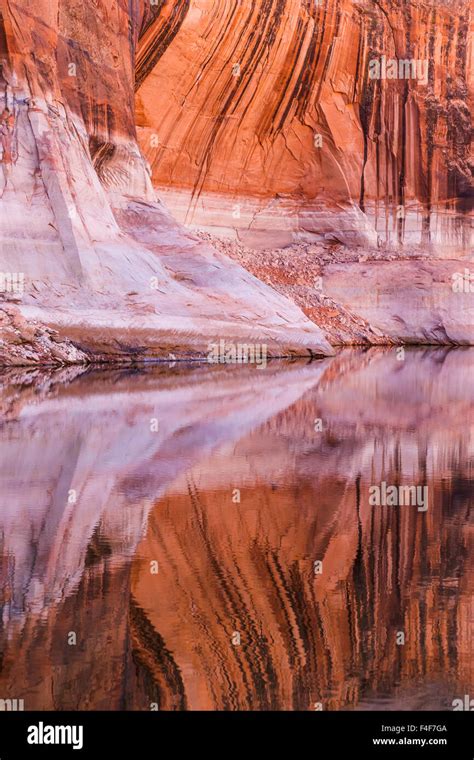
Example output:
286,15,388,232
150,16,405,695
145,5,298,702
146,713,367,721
0,0,332,363
136,0,473,250
0,0,472,362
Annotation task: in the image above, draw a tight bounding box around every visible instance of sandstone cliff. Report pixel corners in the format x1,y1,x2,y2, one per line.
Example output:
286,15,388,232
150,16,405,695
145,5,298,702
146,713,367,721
0,0,472,363
136,0,473,250
0,0,333,364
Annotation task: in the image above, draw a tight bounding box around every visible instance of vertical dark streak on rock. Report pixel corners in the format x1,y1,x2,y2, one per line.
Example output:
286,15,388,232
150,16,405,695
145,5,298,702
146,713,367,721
184,2,241,98
353,16,363,104
313,3,333,107
0,11,9,63
139,0,165,39
129,595,188,710
135,0,190,91
423,7,438,240
187,480,279,709
398,80,408,244
232,0,288,119
450,11,472,206
272,16,308,134
188,0,283,213
396,0,411,244
358,18,377,213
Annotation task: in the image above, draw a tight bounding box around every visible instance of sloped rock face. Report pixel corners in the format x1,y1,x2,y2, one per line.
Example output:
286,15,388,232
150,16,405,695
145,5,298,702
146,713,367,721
0,0,333,365
323,260,474,344
136,0,472,250
0,0,472,360
198,232,473,347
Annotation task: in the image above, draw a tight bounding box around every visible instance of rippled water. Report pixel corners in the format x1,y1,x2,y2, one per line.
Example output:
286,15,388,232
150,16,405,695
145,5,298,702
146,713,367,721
0,349,472,711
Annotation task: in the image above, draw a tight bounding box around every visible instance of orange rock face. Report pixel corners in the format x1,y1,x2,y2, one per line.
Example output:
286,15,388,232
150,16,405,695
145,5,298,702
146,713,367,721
0,0,333,363
136,0,473,248
0,0,472,362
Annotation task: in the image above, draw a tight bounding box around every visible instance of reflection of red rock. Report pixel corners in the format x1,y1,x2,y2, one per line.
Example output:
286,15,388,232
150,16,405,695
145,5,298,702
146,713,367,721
0,352,471,710
130,458,473,710
129,351,474,709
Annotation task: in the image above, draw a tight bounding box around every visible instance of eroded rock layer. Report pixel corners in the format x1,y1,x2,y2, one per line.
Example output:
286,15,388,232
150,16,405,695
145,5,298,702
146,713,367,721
0,0,332,364
0,0,472,361
136,0,473,249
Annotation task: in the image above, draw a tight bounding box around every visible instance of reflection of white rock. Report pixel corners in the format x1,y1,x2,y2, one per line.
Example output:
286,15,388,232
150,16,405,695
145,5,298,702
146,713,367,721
25,578,45,613
1,349,473,636
0,362,327,630
0,349,472,709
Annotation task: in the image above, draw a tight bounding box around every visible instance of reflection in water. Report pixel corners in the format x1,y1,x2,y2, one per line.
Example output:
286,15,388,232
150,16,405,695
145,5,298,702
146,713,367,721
0,350,472,711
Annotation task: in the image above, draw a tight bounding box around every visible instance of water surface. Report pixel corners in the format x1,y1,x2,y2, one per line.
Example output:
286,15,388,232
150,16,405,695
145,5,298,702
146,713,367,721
0,349,472,710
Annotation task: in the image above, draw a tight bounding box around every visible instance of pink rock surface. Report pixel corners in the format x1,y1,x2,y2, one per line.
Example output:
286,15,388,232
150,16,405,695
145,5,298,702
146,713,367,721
323,260,474,344
0,1,333,364
0,1,472,362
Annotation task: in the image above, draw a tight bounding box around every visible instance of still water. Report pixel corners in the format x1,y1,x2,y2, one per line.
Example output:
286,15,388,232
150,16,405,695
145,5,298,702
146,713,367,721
0,349,472,710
